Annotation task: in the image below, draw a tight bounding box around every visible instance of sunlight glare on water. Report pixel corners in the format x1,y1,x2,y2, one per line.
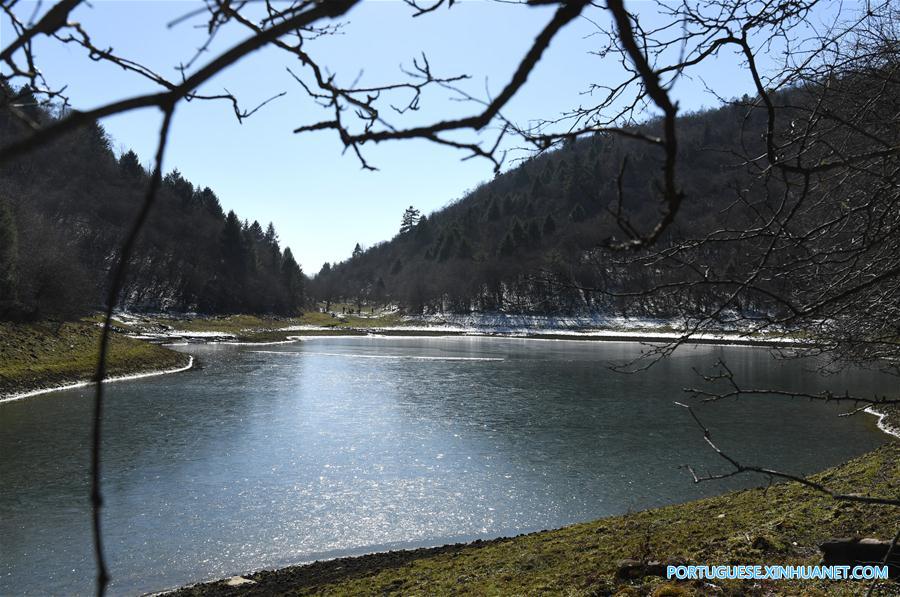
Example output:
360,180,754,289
0,336,891,595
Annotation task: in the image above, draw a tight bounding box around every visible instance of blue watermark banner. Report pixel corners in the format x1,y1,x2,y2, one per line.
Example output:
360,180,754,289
667,564,888,581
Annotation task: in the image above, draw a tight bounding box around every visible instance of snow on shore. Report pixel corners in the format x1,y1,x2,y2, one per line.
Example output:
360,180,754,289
377,313,802,345
0,356,194,403
409,313,672,330
866,407,900,439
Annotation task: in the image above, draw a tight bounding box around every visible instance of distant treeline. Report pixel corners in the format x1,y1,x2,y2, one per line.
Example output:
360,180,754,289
0,85,306,321
311,96,773,315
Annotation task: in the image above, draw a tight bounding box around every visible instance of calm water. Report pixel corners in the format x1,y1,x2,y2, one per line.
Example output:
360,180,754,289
0,337,892,595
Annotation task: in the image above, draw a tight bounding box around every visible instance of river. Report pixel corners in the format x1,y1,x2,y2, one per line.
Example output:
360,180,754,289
0,336,891,595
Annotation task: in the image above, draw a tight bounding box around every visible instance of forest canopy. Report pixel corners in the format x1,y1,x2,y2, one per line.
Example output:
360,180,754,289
0,86,306,320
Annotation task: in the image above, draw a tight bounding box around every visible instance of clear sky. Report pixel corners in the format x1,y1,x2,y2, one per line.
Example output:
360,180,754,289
0,1,842,273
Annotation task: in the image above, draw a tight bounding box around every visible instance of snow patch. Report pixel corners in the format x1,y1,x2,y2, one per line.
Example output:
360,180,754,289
865,407,900,439
0,356,194,403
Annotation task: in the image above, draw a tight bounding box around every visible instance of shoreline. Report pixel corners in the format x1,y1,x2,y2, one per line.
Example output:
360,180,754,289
0,355,194,404
357,328,809,348
166,442,900,596
4,318,896,594
866,405,900,439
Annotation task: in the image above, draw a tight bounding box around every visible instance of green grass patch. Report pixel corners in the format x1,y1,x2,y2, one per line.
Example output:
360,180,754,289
0,321,188,396
173,442,899,596
118,308,405,338
295,308,404,329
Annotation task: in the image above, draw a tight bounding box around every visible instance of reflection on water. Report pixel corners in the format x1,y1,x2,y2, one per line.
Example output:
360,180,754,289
0,337,891,595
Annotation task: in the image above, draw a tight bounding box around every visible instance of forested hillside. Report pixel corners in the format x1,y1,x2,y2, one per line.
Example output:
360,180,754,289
0,85,306,321
312,97,770,315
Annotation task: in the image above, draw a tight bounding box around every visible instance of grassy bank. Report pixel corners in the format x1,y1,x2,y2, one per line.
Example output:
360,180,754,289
110,311,398,342
0,321,189,398
172,442,899,596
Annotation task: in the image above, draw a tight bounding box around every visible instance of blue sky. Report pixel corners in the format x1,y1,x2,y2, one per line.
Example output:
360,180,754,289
0,1,841,273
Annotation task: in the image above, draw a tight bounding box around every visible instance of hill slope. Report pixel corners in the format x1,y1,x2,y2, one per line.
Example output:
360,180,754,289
312,98,769,315
0,85,305,320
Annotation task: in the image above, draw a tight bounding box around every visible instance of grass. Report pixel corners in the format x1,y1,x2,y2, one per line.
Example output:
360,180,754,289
0,320,189,396
295,306,404,329
106,306,809,346
106,308,406,342
173,441,899,596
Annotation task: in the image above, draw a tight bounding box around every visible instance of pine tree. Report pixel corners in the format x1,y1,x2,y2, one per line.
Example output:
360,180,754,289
119,150,144,179
196,187,224,218
221,211,247,273
352,243,363,259
264,222,279,247
399,206,421,234
163,169,194,205
543,213,557,235
527,219,542,248
281,247,305,313
437,231,457,262
486,197,501,221
248,220,265,243
457,237,474,260
85,121,112,154
414,214,433,244
263,222,282,271
510,217,527,247
530,176,544,199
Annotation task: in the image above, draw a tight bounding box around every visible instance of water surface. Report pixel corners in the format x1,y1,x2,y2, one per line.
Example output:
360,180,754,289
0,336,891,595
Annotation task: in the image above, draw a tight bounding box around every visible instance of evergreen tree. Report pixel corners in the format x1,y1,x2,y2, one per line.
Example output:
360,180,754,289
437,231,457,262
457,237,474,260
486,197,501,221
85,121,112,154
281,247,305,313
543,213,557,235
264,222,279,247
263,222,282,270
163,169,194,205
527,219,542,248
510,217,527,247
0,94,305,318
530,176,544,199
414,214,433,245
352,243,363,259
119,150,144,179
248,220,265,243
195,187,224,218
221,211,247,273
399,205,421,234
